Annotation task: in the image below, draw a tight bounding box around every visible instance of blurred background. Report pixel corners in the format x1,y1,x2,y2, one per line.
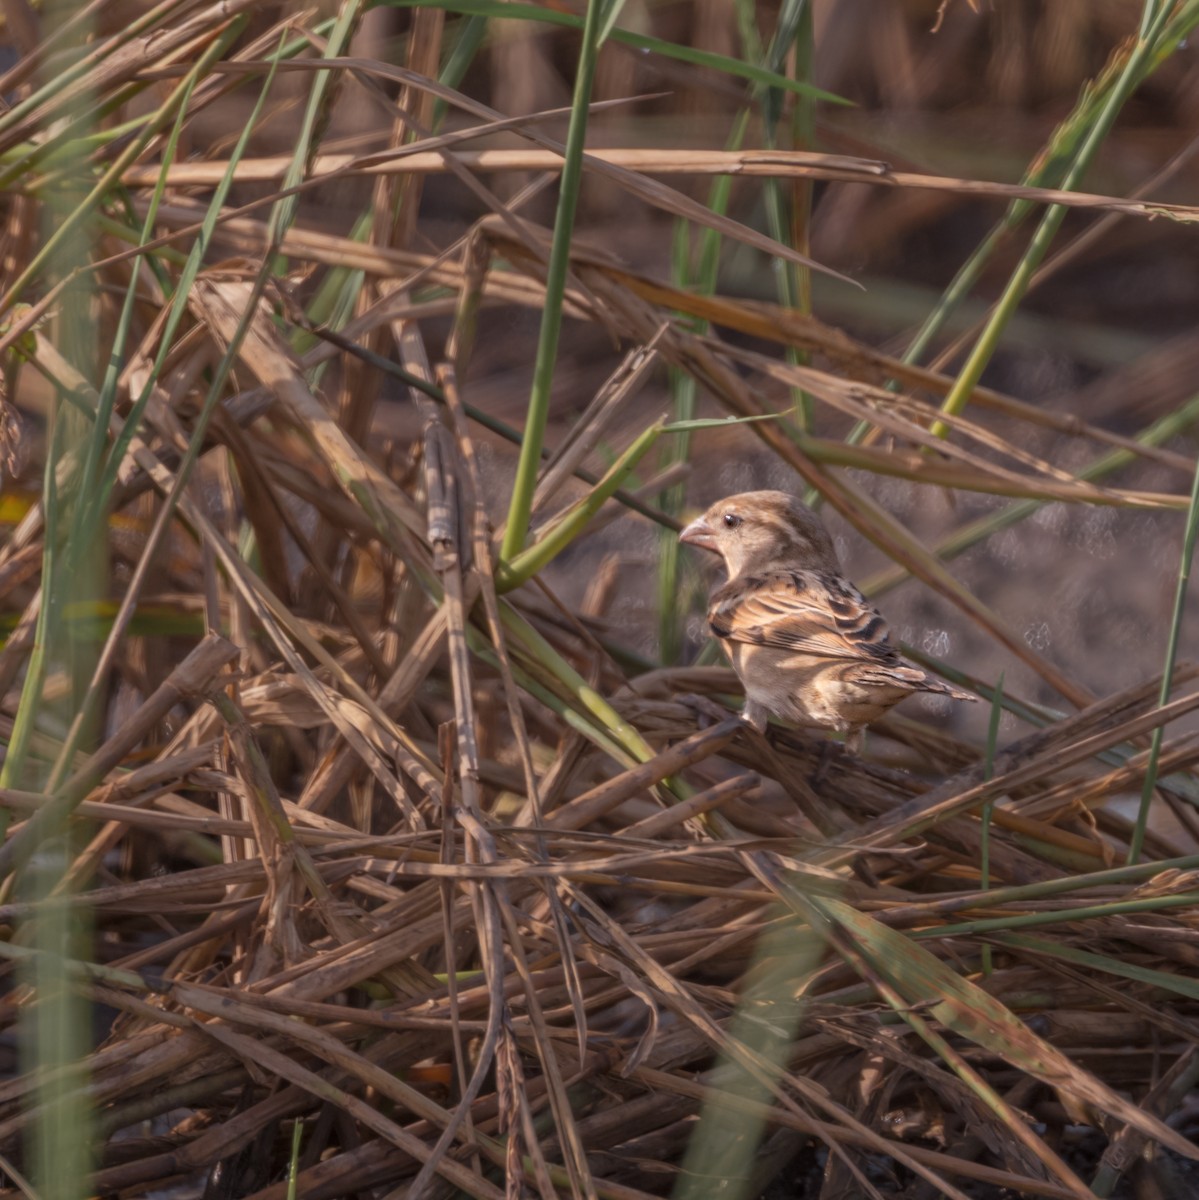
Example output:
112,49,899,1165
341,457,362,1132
332,0,1199,732
11,1,1199,736
5,3,1199,1197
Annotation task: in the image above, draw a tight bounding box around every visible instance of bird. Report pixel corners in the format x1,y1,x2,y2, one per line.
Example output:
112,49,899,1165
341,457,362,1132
679,490,975,748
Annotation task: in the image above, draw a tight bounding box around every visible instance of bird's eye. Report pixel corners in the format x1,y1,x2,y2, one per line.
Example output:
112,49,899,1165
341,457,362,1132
722,512,742,529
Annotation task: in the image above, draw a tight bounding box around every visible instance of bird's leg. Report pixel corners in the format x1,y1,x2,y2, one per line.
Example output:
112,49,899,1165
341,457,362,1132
679,692,736,731
810,737,838,786
812,727,861,785
741,724,846,837
740,699,770,734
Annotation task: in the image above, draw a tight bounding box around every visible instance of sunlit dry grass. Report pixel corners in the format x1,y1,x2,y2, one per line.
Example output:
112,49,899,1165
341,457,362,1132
3,2,1199,1199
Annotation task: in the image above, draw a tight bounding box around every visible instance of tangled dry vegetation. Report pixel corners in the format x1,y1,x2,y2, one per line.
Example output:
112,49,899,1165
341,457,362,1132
5,1,1199,1198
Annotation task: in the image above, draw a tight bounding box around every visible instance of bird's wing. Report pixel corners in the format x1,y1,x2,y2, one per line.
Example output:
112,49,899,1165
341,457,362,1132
709,570,899,664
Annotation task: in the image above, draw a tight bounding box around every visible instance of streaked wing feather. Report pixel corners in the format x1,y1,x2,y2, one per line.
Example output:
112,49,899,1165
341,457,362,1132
709,570,898,664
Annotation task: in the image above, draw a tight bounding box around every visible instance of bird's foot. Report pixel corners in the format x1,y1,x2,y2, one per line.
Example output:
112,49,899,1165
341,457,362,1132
679,692,736,731
810,738,839,786
810,728,860,785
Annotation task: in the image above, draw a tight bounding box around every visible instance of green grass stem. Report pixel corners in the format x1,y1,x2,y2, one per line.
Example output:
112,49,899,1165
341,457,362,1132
499,0,610,562
380,0,846,103
931,0,1189,438
1127,448,1199,864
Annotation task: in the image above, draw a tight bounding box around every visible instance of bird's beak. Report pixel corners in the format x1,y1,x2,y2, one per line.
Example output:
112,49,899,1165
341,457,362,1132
679,515,719,553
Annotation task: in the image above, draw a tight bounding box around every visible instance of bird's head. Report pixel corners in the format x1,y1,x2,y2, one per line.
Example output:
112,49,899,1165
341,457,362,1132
679,490,839,578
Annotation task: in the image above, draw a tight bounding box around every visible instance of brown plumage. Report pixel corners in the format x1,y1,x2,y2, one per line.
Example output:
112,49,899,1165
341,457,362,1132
680,490,975,742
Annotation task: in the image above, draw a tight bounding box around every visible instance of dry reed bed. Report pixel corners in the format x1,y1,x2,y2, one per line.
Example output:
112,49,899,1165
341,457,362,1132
3,3,1199,1199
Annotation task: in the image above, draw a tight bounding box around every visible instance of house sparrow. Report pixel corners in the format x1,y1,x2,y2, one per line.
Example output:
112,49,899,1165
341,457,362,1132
680,490,974,745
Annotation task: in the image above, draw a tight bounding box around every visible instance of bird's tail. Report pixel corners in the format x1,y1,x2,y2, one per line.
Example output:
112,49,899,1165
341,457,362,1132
854,663,976,703
917,674,977,703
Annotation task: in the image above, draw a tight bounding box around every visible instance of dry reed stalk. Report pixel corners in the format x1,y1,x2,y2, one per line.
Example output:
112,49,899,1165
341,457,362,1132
5,5,1199,1198
117,146,1199,226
